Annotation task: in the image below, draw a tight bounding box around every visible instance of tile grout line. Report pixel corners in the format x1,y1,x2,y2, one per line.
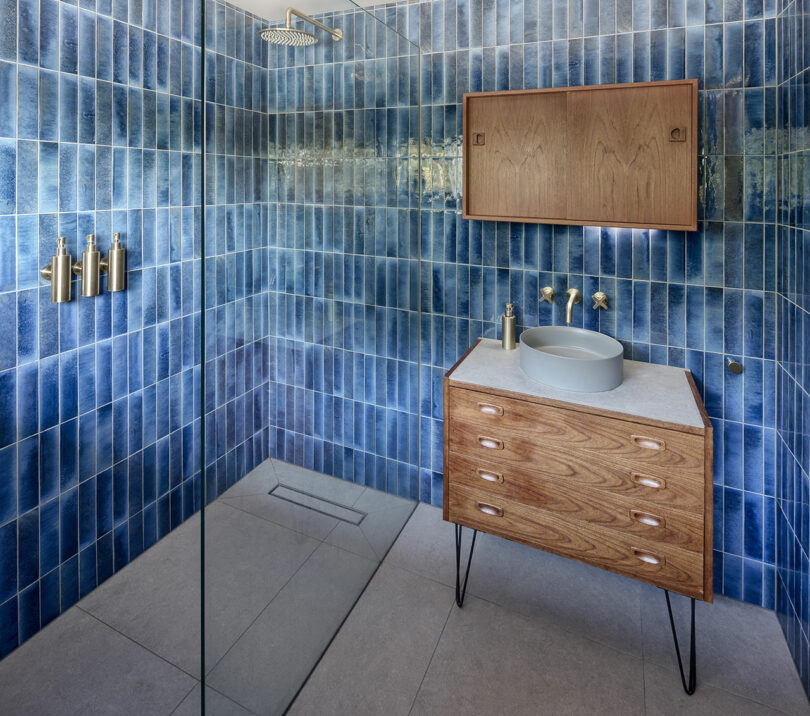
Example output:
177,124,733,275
167,680,199,716
386,551,647,661
406,596,456,716
75,605,201,682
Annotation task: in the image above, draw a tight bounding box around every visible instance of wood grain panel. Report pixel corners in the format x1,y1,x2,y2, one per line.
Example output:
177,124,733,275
566,82,697,229
464,91,567,220
448,483,705,599
447,452,704,551
448,387,705,475
447,449,704,514
447,456,703,551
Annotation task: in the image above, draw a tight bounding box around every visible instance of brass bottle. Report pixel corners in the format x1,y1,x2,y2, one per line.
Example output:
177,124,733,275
40,236,73,303
101,233,126,292
73,234,101,297
502,303,516,350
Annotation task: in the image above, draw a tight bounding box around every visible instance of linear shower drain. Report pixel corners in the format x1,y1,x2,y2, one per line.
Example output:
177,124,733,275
268,484,366,525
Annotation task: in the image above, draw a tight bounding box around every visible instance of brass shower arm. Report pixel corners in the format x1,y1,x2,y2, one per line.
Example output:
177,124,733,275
285,7,343,41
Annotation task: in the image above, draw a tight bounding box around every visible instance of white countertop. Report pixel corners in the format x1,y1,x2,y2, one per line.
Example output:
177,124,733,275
449,339,706,429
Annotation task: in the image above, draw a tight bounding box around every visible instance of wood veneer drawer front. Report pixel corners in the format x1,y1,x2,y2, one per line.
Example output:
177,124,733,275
448,483,705,599
448,388,704,476
446,453,704,552
448,417,706,497
446,446,704,515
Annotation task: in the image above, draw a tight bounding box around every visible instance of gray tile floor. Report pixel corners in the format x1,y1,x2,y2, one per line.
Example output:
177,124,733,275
290,503,810,716
0,467,807,716
0,459,415,716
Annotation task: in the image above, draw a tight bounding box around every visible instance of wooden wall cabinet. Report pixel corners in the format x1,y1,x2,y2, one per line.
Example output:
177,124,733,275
462,80,698,231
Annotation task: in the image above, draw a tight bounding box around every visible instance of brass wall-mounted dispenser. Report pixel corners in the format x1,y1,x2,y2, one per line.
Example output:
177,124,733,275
41,236,73,303
72,234,101,297
100,233,126,292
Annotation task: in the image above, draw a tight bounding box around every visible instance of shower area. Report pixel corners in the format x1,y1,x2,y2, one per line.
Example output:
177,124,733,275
0,0,423,712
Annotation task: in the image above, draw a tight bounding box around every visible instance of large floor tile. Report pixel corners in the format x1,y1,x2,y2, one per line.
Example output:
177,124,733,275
80,502,319,678
208,542,377,715
411,594,645,716
288,563,454,716
272,460,367,505
172,684,251,716
644,661,787,715
640,587,810,714
325,487,416,561
222,490,339,540
387,503,643,655
384,502,458,583
0,608,195,716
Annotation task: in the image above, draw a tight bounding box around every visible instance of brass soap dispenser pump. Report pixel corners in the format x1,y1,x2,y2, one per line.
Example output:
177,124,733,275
502,303,516,350
72,234,101,297
100,233,126,292
40,236,73,303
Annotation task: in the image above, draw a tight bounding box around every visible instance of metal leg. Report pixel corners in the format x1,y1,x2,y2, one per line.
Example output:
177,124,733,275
664,590,697,695
454,524,478,608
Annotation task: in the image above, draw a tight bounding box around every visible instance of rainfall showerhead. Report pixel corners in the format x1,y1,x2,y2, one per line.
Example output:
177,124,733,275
260,7,343,46
260,26,317,46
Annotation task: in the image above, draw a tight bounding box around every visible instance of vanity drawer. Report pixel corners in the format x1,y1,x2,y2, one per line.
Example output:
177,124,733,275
448,483,704,599
448,387,705,476
447,452,704,551
448,417,704,491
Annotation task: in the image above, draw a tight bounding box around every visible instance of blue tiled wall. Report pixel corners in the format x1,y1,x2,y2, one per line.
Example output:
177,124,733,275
0,0,795,663
265,10,423,498
776,0,810,694
276,0,780,608
0,0,272,657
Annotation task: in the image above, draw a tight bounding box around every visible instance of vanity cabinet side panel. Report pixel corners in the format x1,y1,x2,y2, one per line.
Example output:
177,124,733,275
687,371,714,603
443,341,482,521
463,91,568,221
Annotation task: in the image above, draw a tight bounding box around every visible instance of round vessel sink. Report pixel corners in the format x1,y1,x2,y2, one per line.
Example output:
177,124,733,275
519,326,624,393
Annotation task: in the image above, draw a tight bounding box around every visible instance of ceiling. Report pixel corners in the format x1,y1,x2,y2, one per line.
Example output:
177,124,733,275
236,0,370,23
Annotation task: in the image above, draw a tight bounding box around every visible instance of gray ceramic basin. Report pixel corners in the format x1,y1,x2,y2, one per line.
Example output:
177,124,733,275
519,326,624,393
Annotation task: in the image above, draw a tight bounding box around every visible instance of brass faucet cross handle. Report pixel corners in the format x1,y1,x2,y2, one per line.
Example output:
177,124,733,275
592,291,608,310
540,286,555,304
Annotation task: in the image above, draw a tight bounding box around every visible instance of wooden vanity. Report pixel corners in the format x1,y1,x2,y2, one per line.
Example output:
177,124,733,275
443,339,713,602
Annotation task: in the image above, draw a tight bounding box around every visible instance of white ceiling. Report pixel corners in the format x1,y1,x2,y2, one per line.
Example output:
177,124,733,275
237,0,372,24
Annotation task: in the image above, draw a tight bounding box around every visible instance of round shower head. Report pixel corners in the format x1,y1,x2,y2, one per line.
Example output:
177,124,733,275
259,26,318,46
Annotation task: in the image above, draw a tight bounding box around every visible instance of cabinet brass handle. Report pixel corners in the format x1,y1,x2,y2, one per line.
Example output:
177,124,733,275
631,547,663,565
630,509,665,528
632,473,665,490
477,502,503,517
631,435,665,451
477,436,503,450
477,468,504,484
477,402,504,416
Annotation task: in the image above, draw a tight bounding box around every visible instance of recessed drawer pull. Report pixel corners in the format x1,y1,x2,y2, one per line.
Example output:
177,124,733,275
477,402,504,416
477,468,504,484
630,509,665,528
632,472,665,490
477,502,504,517
477,436,504,450
631,547,664,565
631,435,665,451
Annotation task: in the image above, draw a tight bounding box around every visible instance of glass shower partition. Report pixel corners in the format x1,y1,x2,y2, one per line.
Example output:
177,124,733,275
200,2,421,713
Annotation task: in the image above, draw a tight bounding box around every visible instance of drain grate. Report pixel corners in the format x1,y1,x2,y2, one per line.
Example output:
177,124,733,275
268,484,366,525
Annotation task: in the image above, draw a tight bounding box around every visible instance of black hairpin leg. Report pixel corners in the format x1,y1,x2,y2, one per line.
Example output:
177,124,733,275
454,524,478,607
664,590,697,695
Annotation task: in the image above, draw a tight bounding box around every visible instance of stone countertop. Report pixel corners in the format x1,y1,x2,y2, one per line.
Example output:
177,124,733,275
448,338,706,429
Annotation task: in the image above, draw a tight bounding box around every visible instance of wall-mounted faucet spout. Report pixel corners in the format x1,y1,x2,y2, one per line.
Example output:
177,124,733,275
565,288,582,326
